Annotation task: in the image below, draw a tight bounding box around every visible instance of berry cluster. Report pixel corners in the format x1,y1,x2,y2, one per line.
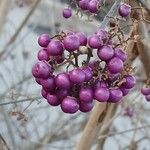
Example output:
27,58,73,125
32,3,136,114
62,1,131,19
141,80,150,101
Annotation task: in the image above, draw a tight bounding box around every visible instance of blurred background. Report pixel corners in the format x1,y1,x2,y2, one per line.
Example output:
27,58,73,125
0,0,150,150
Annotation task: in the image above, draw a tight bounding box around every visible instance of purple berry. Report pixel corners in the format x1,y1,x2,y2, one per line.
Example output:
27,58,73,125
79,101,94,112
41,88,48,99
107,57,124,74
88,35,101,49
141,87,150,95
118,3,131,17
76,32,87,46
121,75,136,89
94,80,108,89
109,88,123,103
38,34,50,47
69,68,85,84
32,61,52,79
120,87,130,96
63,35,80,52
61,96,79,114
94,87,110,102
79,87,93,102
97,45,114,61
96,29,109,43
47,94,60,106
146,95,150,101
88,0,98,13
62,8,72,18
78,0,90,10
55,73,70,89
56,88,69,101
114,48,127,62
41,77,56,92
37,49,49,61
47,40,64,56
82,66,93,82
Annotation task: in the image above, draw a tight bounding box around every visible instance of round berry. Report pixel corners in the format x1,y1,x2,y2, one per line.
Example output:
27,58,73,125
88,0,98,13
109,88,123,103
94,87,110,102
78,0,90,10
41,77,56,92
56,88,69,101
146,95,150,101
97,45,114,61
79,101,94,112
69,68,85,84
141,87,150,95
114,48,127,62
32,61,52,79
47,94,60,106
63,35,80,52
88,35,101,49
62,8,72,18
61,96,79,114
55,73,70,89
79,87,93,102
121,75,136,89
41,88,48,99
107,57,124,74
38,34,50,47
82,66,93,82
118,3,131,17
37,49,49,61
76,32,87,46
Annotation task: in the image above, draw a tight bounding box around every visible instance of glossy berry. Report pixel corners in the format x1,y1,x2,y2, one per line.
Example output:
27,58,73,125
79,101,94,112
38,34,51,47
96,29,109,43
88,0,98,13
55,73,70,89
63,35,80,52
146,95,150,101
79,87,93,102
56,88,69,101
41,77,56,92
32,61,52,79
141,87,150,95
121,75,136,89
47,40,64,56
78,0,90,10
97,45,114,61
82,66,93,82
120,87,130,96
37,49,49,61
61,96,79,114
62,8,72,18
47,94,60,106
69,68,85,84
94,87,110,102
118,3,131,17
88,35,101,49
107,57,124,74
114,48,127,62
109,88,123,103
41,88,48,99
94,80,108,89
76,32,87,46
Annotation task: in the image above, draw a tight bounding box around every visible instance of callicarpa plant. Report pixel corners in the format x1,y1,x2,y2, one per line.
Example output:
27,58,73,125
32,1,139,114
30,0,150,149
